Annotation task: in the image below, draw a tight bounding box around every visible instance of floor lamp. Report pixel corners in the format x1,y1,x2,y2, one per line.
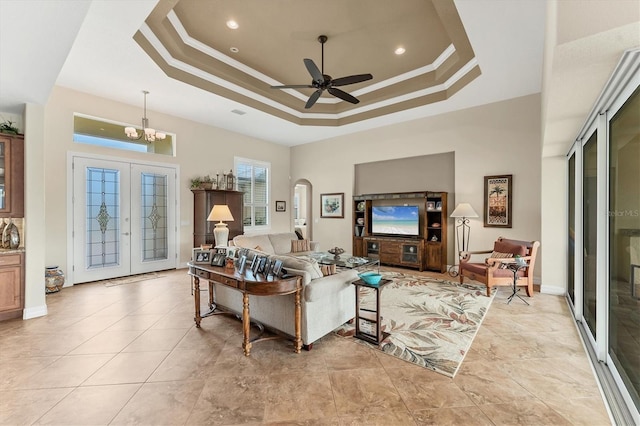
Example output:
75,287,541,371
207,205,235,247
448,203,479,277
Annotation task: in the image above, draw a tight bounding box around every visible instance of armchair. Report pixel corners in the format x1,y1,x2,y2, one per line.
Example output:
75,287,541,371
459,237,540,297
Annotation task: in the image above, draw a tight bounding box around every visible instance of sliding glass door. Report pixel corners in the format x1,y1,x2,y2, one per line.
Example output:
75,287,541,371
608,86,640,411
567,50,639,422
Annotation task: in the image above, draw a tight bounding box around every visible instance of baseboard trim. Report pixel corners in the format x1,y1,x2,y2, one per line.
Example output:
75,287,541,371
23,304,48,319
540,284,565,295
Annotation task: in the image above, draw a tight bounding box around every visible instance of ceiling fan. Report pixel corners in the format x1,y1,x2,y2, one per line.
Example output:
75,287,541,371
270,35,373,109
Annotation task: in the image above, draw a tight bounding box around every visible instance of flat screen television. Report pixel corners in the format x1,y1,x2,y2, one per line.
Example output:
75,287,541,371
371,205,420,236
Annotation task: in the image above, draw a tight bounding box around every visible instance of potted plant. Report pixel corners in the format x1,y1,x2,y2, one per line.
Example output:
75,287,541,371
0,120,19,135
190,177,202,189
201,175,213,190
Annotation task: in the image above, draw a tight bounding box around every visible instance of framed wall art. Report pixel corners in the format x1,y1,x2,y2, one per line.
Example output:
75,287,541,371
320,193,344,218
484,174,513,228
275,200,286,212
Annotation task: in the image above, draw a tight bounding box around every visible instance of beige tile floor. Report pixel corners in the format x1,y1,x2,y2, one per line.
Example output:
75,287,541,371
0,268,612,425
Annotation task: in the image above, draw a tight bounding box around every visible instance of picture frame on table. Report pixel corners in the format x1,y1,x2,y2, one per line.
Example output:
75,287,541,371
236,248,249,260
262,258,273,275
192,248,212,264
237,255,248,273
320,193,345,218
250,256,262,275
484,174,513,228
275,200,286,212
271,260,283,277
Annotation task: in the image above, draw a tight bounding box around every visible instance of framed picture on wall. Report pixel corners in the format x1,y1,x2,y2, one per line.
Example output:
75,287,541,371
484,174,513,228
275,200,286,212
320,193,344,218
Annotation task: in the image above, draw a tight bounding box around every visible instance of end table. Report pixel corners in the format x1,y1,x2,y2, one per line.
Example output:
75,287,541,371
352,278,392,345
506,261,529,305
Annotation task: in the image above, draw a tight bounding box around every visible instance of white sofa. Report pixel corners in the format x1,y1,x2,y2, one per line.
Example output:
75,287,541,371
211,232,358,347
232,232,319,255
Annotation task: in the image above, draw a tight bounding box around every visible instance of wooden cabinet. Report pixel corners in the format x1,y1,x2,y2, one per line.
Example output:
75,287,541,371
353,192,447,272
0,252,25,320
192,189,244,247
0,134,24,218
363,238,424,271
425,192,447,273
426,242,442,271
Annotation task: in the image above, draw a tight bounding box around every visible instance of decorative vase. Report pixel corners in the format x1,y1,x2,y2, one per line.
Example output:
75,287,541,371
45,266,65,294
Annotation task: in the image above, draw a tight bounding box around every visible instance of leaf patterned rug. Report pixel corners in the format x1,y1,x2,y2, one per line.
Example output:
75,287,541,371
335,271,495,378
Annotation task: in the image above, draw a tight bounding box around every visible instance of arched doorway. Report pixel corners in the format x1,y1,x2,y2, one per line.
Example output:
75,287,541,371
293,179,312,240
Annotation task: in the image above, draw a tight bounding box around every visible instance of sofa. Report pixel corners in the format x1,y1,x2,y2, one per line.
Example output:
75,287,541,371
211,232,358,348
232,232,319,255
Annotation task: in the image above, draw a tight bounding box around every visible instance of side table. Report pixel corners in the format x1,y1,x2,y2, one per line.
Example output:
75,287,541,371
505,262,529,305
352,278,392,345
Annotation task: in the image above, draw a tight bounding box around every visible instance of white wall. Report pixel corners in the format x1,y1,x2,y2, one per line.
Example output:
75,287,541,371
541,155,567,294
23,103,47,319
290,94,543,281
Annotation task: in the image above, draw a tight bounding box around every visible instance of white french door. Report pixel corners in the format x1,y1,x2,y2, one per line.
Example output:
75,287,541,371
72,156,177,283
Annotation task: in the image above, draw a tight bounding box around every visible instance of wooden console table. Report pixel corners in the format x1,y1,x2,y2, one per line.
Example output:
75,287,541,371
187,262,302,356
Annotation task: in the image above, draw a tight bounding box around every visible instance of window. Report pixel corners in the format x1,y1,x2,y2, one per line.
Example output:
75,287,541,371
73,114,174,156
235,157,270,229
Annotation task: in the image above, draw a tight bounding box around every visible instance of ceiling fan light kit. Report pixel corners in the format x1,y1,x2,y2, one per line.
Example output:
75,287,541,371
271,35,373,109
124,90,166,143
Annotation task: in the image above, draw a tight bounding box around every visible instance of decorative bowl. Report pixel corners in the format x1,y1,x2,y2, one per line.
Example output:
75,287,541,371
358,271,382,285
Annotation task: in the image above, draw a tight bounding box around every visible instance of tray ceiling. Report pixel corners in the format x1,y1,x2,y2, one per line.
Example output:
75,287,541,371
135,0,480,126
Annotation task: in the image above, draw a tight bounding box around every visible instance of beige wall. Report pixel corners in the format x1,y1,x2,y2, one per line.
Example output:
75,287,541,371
290,94,543,280
43,86,292,281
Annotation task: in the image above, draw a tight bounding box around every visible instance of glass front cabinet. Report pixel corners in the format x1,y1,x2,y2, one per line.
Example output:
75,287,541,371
0,134,24,218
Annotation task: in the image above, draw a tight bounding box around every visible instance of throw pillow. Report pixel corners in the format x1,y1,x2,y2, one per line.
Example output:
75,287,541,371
320,264,336,276
493,240,527,257
489,251,514,259
291,239,311,253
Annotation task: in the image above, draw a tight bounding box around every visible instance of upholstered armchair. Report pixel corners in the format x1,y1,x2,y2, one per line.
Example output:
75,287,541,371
459,237,540,297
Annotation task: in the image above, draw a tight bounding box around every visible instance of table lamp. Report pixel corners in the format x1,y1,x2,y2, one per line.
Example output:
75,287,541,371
207,205,234,247
449,203,478,276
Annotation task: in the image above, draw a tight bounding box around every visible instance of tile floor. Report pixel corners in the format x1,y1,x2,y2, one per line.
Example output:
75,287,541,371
0,268,612,425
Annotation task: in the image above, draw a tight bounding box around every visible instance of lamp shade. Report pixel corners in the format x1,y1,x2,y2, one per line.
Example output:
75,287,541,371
450,203,478,218
207,205,234,222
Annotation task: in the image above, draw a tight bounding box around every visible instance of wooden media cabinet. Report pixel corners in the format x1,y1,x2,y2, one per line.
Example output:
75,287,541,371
353,191,447,273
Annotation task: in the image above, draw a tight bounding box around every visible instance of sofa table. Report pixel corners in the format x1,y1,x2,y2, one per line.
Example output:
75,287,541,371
188,262,302,356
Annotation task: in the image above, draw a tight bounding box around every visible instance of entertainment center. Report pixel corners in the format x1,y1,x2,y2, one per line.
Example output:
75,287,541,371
352,192,448,272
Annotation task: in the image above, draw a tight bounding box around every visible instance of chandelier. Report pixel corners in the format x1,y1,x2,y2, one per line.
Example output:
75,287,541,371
124,90,166,142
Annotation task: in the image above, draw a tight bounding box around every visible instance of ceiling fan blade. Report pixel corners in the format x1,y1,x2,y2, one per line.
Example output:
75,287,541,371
331,73,373,87
305,89,323,109
328,87,360,104
270,84,314,89
304,58,324,83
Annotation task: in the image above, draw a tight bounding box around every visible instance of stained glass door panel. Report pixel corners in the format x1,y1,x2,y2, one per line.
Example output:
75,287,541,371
130,164,176,274
73,158,131,283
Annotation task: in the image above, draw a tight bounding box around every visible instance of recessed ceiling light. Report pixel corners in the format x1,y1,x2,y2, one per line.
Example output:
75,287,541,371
395,47,406,55
230,47,239,53
226,20,239,29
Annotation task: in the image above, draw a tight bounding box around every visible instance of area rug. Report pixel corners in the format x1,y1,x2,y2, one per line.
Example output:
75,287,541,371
102,272,165,287
336,271,495,378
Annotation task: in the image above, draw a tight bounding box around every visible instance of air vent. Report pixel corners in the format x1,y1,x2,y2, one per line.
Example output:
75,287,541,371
231,109,246,115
